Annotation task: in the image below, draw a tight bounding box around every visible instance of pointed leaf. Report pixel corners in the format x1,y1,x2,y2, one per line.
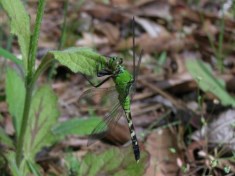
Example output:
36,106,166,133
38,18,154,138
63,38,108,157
26,160,41,176
186,59,235,107
23,85,60,160
79,147,148,176
0,47,22,66
6,68,26,138
64,153,80,175
52,117,104,136
0,0,31,71
49,47,106,76
6,152,23,176
0,127,14,148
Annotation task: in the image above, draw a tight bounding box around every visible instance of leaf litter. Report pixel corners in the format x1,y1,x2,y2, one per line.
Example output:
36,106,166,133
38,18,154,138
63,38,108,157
1,0,235,175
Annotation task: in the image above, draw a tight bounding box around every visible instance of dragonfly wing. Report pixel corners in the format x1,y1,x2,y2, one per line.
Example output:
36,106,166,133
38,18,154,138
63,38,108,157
87,102,124,146
78,86,118,109
79,86,125,145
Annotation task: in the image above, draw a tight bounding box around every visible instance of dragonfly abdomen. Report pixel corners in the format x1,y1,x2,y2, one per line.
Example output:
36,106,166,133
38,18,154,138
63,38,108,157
125,111,140,162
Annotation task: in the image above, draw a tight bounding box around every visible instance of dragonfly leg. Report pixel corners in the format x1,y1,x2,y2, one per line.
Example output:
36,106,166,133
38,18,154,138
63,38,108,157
83,74,112,88
97,69,112,77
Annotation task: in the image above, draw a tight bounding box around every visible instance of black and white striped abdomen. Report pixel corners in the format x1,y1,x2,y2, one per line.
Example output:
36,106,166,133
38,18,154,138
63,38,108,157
125,111,140,162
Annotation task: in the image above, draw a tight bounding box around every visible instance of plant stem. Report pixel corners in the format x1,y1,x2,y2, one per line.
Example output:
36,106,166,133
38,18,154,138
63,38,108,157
218,14,225,73
28,0,46,78
0,48,22,66
16,82,33,166
16,0,46,166
58,0,69,50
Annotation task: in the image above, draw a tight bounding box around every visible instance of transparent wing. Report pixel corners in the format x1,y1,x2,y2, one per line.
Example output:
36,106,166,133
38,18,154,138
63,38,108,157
78,86,125,145
87,101,124,146
86,84,138,145
78,86,118,111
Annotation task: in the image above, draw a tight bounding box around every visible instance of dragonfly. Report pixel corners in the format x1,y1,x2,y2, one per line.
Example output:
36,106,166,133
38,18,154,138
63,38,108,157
79,17,143,162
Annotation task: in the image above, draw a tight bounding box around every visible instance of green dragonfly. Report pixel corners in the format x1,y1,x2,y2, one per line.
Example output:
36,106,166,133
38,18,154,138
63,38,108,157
79,18,143,162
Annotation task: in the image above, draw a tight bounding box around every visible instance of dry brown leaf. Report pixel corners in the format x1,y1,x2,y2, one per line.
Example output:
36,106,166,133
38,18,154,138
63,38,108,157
136,0,172,21
0,102,7,113
82,2,130,22
76,32,109,47
95,22,120,45
201,19,218,35
135,17,169,37
110,0,131,7
115,32,195,54
191,109,235,150
145,128,179,176
187,140,206,162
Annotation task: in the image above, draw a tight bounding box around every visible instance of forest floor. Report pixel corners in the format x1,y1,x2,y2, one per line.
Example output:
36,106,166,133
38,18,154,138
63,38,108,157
1,0,235,175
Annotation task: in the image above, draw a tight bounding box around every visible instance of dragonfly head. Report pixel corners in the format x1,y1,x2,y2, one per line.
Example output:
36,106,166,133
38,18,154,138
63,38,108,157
108,57,123,71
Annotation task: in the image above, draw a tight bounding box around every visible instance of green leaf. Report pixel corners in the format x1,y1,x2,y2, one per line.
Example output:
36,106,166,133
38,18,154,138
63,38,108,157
64,153,80,175
0,0,31,71
79,147,148,176
0,127,14,148
186,59,235,107
6,152,23,176
52,117,105,136
0,47,22,66
23,85,60,160
49,47,106,76
155,51,167,74
26,160,41,176
6,68,26,138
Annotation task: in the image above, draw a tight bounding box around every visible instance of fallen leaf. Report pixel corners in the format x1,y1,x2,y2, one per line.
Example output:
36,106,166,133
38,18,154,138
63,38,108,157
145,128,179,176
95,22,120,45
76,33,109,47
191,109,235,150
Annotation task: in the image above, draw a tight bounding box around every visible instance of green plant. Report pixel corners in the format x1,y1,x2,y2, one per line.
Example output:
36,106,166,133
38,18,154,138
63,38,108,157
186,59,235,175
207,14,225,73
154,51,167,74
78,147,147,176
0,16,15,81
0,0,147,175
186,59,235,107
